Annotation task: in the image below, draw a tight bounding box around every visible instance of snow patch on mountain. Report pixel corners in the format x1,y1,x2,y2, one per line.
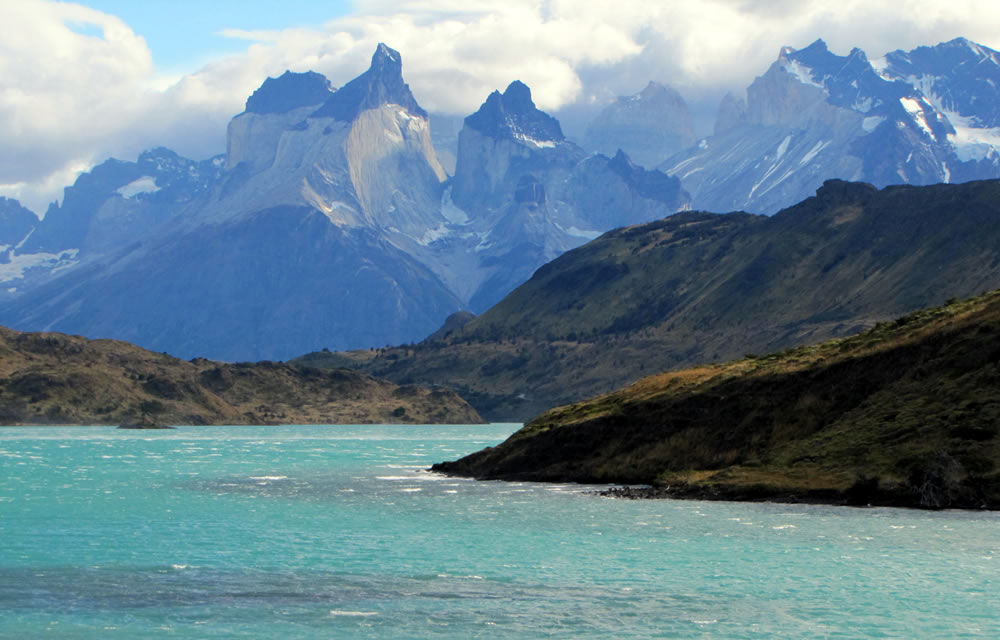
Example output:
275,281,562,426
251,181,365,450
899,97,936,139
116,176,160,199
440,188,469,224
862,116,885,132
417,224,453,246
776,135,792,161
945,109,1000,161
0,248,79,283
515,133,557,149
783,59,823,89
869,55,891,78
799,140,830,165
561,225,601,240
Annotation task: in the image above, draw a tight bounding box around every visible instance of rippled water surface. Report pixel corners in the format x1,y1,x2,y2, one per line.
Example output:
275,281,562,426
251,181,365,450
1,424,997,638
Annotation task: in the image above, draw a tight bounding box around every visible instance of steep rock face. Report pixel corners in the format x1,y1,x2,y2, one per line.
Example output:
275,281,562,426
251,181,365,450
227,70,335,172
714,92,747,135
583,81,696,168
0,198,37,247
452,81,573,210
0,44,456,360
24,148,224,255
442,81,689,310
883,37,1000,127
663,38,1000,214
222,44,447,238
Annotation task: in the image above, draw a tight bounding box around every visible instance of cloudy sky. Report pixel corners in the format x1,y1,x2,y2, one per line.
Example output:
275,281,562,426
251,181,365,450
3,0,1000,215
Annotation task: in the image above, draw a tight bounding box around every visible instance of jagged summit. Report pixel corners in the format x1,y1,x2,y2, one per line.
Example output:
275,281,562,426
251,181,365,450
758,37,942,134
777,39,877,92
464,80,564,143
310,43,427,121
638,81,676,100
371,42,402,74
884,38,1000,128
664,37,995,215
244,70,334,114
0,197,38,246
606,149,687,203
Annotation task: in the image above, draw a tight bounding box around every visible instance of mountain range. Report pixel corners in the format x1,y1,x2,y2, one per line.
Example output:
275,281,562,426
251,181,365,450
0,44,687,360
2,38,1000,363
659,37,1000,213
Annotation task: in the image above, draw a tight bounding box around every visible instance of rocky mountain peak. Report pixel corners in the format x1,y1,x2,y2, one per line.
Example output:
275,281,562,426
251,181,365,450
639,81,677,101
779,39,868,84
464,80,564,143
883,38,1000,128
608,148,637,172
810,178,879,205
583,80,695,166
606,149,687,204
244,70,334,114
373,42,401,67
310,43,427,121
0,197,38,246
759,37,926,122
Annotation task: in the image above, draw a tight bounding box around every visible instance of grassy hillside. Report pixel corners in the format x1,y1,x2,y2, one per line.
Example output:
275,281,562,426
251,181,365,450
0,327,483,425
433,290,1000,509
299,179,1000,421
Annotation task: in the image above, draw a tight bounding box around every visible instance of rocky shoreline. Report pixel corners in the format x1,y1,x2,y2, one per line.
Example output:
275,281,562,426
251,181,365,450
591,484,994,511
593,485,851,507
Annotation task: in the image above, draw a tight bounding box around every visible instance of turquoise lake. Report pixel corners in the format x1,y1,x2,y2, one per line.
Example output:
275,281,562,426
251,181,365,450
1,424,997,638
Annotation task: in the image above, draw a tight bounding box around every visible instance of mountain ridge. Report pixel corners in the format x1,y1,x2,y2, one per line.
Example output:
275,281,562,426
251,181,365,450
659,37,1000,214
300,178,1000,421
0,325,483,426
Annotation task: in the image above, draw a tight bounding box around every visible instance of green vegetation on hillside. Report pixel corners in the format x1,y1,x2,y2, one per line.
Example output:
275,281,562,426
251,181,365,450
0,328,482,425
299,179,1000,421
433,290,1000,509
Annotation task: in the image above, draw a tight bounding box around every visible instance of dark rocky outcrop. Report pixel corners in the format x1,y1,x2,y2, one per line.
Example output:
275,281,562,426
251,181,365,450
310,43,426,121
464,81,564,142
434,290,1000,510
244,70,334,115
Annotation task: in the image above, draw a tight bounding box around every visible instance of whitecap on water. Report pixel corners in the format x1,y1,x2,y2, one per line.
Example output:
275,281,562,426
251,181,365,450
329,610,378,617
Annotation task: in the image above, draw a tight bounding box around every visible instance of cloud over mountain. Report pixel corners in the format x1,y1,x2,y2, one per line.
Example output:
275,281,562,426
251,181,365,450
4,0,1000,214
